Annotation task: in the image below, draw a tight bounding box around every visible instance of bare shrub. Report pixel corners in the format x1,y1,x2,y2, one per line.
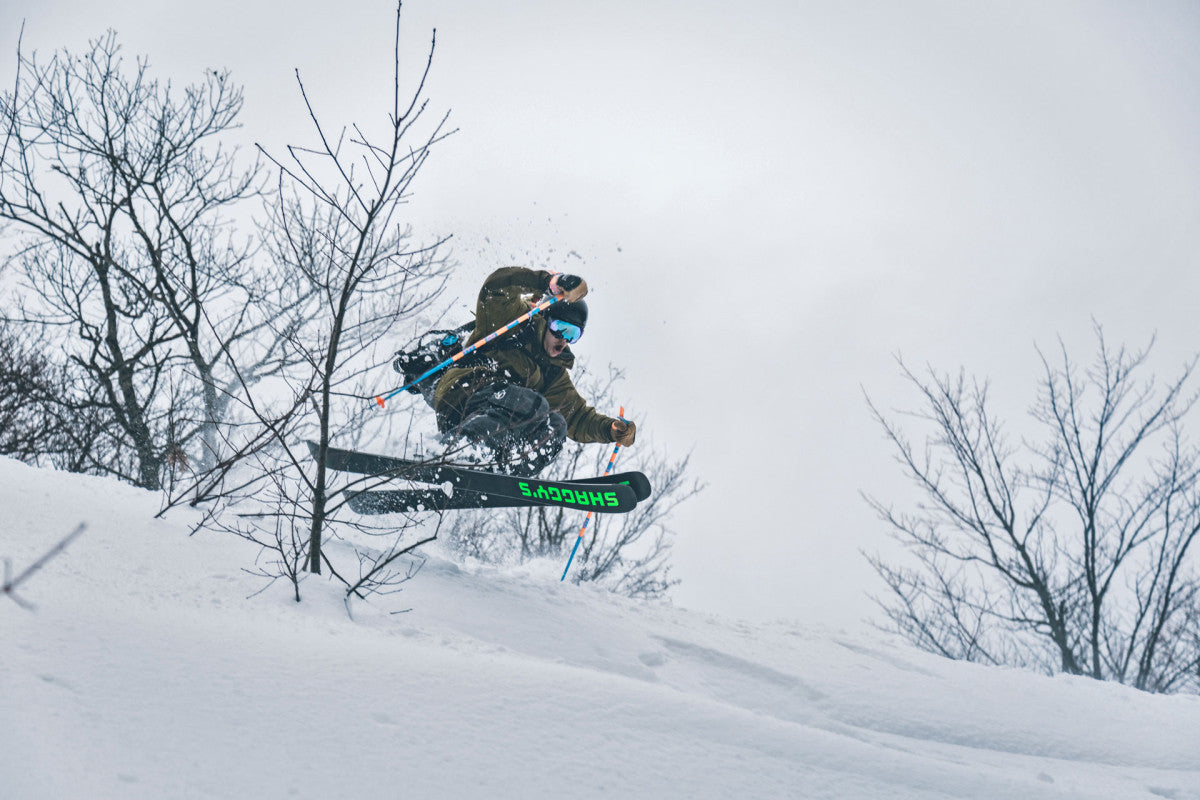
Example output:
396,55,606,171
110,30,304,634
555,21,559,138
866,325,1200,693
205,1,452,601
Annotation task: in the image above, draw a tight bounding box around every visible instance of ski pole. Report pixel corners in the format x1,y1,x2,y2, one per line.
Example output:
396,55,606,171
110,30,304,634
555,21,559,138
561,407,625,581
374,295,561,409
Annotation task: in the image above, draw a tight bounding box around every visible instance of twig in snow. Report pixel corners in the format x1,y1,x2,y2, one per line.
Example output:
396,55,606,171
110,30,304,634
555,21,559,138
3,523,86,609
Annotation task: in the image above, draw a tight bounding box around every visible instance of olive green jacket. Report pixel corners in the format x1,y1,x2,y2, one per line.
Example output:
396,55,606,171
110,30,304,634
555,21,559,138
433,267,617,444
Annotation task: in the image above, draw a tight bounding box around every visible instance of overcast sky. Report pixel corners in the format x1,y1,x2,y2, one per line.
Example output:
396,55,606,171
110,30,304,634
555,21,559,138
4,1,1200,628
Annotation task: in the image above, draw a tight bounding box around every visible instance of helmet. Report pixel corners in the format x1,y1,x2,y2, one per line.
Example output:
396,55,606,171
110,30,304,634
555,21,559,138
547,298,587,334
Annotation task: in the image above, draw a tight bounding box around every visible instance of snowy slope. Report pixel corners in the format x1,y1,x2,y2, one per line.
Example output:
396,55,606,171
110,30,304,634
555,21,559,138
2,456,1198,800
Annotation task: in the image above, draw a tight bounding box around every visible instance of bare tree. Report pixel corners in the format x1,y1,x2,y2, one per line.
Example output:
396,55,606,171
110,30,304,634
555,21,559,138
444,367,701,600
209,0,452,600
0,30,268,488
866,325,1200,693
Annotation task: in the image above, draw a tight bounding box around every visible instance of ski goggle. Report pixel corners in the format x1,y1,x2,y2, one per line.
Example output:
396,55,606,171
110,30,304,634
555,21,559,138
548,318,582,344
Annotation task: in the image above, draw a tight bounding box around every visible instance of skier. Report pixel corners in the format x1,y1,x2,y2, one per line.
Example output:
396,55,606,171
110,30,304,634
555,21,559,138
431,266,636,476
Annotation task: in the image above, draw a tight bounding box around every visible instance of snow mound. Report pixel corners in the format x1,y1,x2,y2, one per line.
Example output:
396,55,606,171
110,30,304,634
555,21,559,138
2,456,1198,800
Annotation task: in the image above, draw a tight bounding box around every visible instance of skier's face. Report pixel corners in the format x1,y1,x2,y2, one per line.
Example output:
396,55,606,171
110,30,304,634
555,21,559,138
542,327,568,358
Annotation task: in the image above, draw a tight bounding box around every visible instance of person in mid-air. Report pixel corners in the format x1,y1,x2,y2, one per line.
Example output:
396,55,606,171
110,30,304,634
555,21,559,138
431,267,636,475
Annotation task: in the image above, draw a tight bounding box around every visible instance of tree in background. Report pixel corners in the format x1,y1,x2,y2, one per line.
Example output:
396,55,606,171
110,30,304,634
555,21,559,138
866,325,1200,693
0,30,272,489
444,367,702,600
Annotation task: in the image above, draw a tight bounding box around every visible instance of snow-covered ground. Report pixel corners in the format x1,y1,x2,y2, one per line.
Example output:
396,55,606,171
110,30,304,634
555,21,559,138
2,456,1198,800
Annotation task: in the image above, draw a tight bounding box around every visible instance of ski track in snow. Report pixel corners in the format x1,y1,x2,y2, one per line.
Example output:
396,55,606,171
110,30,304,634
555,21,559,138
2,456,1198,800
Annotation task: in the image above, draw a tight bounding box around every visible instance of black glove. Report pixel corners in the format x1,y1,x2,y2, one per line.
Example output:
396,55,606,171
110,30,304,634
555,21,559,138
550,273,588,303
611,420,636,447
555,273,583,291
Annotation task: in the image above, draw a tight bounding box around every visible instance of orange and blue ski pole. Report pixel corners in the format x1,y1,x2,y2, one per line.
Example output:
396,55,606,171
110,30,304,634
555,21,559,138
561,407,625,581
374,295,561,409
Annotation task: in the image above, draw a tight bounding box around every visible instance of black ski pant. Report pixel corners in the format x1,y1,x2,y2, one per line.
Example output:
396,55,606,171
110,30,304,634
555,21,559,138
445,383,567,476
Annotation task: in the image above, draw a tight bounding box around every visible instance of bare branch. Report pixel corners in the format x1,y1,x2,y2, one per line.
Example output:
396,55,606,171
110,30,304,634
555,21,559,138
3,523,86,608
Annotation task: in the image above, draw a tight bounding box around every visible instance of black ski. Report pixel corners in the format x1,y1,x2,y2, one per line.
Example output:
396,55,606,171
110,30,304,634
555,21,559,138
311,441,651,496
345,470,651,515
311,441,639,514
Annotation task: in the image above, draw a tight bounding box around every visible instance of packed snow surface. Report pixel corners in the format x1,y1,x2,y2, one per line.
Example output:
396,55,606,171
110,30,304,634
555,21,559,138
2,456,1198,799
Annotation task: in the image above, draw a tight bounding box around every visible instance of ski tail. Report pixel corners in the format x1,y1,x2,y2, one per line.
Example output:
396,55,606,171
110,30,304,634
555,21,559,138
566,471,651,502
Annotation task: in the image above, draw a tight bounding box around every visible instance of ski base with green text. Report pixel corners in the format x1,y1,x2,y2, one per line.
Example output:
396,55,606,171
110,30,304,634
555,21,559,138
310,441,646,514
344,470,652,515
